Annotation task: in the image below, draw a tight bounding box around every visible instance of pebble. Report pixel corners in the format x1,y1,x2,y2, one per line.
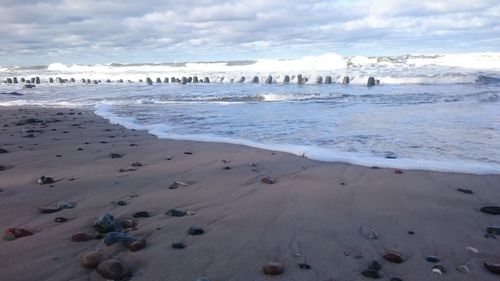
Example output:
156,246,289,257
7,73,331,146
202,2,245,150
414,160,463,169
116,200,127,206
425,256,441,263
0,148,8,153
104,232,137,246
480,206,500,215
4,228,34,240
109,153,122,159
361,269,382,279
383,250,403,263
457,188,473,194
38,207,60,214
96,259,131,280
131,162,142,167
133,211,150,218
465,246,479,253
484,261,500,274
365,228,378,239
368,260,381,271
166,209,187,217
432,265,446,274
456,265,470,273
171,242,186,249
188,226,205,235
93,213,117,233
72,233,93,242
128,239,146,252
298,263,311,269
38,176,54,185
487,226,500,235
54,217,68,223
80,251,107,269
120,218,137,229
407,230,415,235
263,261,284,275
261,176,276,184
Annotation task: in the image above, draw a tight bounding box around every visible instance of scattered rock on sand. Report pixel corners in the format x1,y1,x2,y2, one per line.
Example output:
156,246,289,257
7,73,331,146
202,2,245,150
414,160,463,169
80,251,108,269
361,269,382,279
432,265,446,274
4,228,34,240
480,206,500,215
166,209,187,217
93,214,118,233
133,211,150,218
38,176,54,185
364,228,378,239
457,188,473,194
171,242,186,249
263,261,284,275
128,239,146,252
109,153,122,159
38,207,61,214
54,217,68,223
298,263,311,269
383,250,404,263
368,260,381,271
456,265,470,273
0,148,8,153
487,226,500,235
120,218,137,229
485,261,500,274
104,232,137,246
131,162,142,167
72,233,93,242
261,176,276,184
426,256,441,263
188,226,204,235
96,259,131,280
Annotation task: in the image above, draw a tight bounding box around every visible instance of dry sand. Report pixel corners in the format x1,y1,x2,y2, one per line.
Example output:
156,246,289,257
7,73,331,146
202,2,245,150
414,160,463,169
0,106,500,281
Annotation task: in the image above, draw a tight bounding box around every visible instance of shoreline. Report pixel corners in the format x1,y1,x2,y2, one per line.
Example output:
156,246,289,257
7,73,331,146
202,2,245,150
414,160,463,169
1,105,500,280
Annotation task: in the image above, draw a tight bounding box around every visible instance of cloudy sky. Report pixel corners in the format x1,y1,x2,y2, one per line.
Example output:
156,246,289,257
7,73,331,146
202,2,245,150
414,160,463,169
0,0,499,65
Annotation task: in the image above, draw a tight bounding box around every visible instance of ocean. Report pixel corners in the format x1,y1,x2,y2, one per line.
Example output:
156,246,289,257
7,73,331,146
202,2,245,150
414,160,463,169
1,52,499,174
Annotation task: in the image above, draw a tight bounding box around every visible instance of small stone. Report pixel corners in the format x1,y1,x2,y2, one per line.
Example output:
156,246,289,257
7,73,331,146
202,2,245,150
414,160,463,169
298,263,311,269
93,213,117,233
4,228,33,240
407,230,415,235
383,250,403,263
457,188,473,194
80,251,107,269
188,226,204,235
109,153,122,159
485,261,500,274
394,169,403,174
263,261,284,275
365,228,378,239
426,256,441,263
166,209,187,217
133,211,150,218
465,246,479,253
171,242,186,249
487,226,500,235
480,206,500,215
38,176,54,185
432,265,446,274
104,232,137,246
131,162,142,167
368,260,381,271
116,200,127,206
54,217,68,223
456,265,470,273
0,148,8,153
261,176,276,184
38,207,61,214
120,218,137,229
96,259,131,280
128,239,146,252
72,233,93,242
361,269,382,279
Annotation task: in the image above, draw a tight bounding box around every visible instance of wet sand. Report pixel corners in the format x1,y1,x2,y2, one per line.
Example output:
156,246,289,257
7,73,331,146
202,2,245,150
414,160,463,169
0,106,500,281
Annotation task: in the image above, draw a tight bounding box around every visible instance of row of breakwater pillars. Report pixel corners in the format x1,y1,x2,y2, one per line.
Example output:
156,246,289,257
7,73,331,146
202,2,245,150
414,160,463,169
2,75,381,87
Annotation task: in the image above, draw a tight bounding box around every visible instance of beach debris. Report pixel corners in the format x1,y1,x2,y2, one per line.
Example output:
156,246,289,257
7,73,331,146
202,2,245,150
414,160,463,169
361,269,382,279
109,153,122,159
80,251,108,269
432,265,446,274
425,256,441,263
481,206,500,215
457,188,473,194
263,261,284,275
38,176,54,185
54,217,68,223
166,209,187,217
188,226,204,235
128,239,147,252
104,232,138,246
383,250,404,263
485,261,500,274
71,233,93,242
3,228,33,241
172,242,186,249
456,265,470,273
169,180,191,189
93,213,118,234
465,246,479,253
298,263,311,270
133,211,150,218
96,259,131,280
368,260,382,271
261,176,276,184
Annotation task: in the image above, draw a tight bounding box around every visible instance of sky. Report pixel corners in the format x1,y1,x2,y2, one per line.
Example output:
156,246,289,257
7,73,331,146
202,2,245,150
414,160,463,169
0,0,499,66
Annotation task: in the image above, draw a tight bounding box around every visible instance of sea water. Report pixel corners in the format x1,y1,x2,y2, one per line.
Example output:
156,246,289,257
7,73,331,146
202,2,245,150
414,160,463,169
1,52,499,174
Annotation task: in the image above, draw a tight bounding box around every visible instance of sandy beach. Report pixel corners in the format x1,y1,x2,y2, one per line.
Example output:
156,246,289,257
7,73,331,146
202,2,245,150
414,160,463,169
1,105,500,281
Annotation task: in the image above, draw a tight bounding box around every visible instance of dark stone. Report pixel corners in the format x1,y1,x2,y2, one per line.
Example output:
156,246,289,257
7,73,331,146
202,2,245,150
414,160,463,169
116,200,127,206
265,75,272,84
0,165,6,171
298,263,311,269
128,239,146,251
133,211,150,218
38,207,60,214
239,76,246,83
0,92,22,96
252,76,259,83
361,269,382,279
4,228,34,239
394,169,403,174
484,261,500,274
109,153,122,159
297,74,304,84
171,242,186,249
166,209,187,217
71,233,93,242
261,176,276,184
54,217,68,223
23,84,36,89
104,232,137,246
187,77,193,83
343,77,351,84
93,214,117,234
390,278,403,281
457,188,473,194
181,77,187,84
13,77,18,83
316,76,323,84
21,78,26,82
131,162,142,167
193,76,199,83
325,76,332,84
0,148,8,153
283,75,290,83
80,251,107,269
31,77,36,83
481,206,500,215
105,79,111,83
120,218,136,229
70,78,75,82
16,118,42,126
408,230,415,235
96,259,131,280
162,77,169,83
156,78,162,83
6,78,12,83
188,226,204,235
487,226,500,235
368,260,381,271
383,250,403,263
38,176,55,185
263,261,284,275
204,77,210,83
146,77,153,85
184,151,193,155
426,256,441,263
35,77,40,84
367,77,376,87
